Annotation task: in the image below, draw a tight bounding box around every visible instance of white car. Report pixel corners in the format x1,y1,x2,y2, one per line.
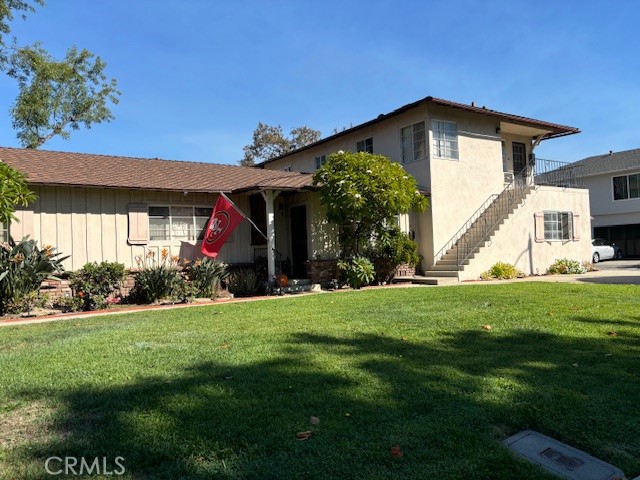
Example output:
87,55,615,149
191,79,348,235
591,238,623,263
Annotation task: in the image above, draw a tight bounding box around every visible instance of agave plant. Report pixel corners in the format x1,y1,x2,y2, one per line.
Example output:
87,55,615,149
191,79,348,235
0,237,68,315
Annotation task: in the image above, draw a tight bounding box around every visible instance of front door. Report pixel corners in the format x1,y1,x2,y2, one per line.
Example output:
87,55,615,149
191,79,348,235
290,205,308,278
512,142,527,180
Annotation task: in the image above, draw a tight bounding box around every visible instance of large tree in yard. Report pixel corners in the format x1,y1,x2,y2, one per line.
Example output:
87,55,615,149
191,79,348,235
240,122,320,166
312,151,428,257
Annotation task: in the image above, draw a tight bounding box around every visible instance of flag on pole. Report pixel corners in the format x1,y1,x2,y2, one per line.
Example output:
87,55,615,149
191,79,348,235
201,193,245,258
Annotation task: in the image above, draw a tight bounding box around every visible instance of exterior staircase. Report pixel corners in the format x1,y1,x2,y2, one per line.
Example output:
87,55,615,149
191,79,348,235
424,176,533,281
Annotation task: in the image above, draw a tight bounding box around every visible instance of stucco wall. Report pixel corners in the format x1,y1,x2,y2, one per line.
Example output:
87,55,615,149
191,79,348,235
460,186,592,280
11,186,256,270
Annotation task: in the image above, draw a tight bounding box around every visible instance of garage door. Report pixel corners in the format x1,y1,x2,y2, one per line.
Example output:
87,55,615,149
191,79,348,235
594,224,640,257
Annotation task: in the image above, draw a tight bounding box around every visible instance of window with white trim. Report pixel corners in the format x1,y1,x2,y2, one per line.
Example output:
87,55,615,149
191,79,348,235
148,206,213,241
544,211,573,241
400,122,426,163
613,173,640,200
315,155,327,169
432,120,458,159
0,221,8,242
356,137,373,153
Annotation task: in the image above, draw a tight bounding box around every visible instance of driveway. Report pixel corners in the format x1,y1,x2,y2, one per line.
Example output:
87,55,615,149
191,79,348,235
579,258,640,285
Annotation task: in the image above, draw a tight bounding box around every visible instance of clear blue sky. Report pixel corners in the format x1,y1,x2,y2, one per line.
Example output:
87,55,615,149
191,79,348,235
0,0,638,164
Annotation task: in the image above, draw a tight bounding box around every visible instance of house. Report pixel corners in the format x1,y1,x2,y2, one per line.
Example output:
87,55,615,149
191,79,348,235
2,95,592,284
571,148,640,257
260,96,592,280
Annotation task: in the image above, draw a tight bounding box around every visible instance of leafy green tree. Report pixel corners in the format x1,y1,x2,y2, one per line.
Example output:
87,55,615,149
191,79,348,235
0,161,36,226
312,151,428,256
241,122,320,166
8,43,120,148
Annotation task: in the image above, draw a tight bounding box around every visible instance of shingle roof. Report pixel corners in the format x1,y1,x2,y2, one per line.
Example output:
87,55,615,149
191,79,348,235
259,95,580,166
0,147,313,192
572,148,640,177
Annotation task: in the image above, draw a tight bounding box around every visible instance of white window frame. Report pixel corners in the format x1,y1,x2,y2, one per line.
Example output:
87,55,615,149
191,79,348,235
400,121,426,163
543,211,573,241
315,154,327,170
0,221,8,242
612,173,640,201
148,205,213,242
356,137,373,154
431,119,459,160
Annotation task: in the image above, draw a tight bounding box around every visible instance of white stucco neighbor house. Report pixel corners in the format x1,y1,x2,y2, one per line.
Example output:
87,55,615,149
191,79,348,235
570,148,640,257
2,95,592,284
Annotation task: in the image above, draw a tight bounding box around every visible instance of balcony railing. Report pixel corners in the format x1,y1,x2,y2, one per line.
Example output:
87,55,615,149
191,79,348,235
533,158,585,188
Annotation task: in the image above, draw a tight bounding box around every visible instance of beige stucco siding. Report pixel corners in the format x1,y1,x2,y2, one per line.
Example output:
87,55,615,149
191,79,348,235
11,186,255,270
460,186,592,280
582,172,640,229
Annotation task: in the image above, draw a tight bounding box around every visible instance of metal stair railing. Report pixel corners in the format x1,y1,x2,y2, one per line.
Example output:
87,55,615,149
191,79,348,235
433,168,532,268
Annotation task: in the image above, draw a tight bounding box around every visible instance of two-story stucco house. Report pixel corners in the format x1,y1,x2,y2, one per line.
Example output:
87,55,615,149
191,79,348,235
571,148,640,257
260,96,592,281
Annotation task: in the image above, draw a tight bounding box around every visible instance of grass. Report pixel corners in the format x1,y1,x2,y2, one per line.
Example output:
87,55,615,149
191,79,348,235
0,282,639,479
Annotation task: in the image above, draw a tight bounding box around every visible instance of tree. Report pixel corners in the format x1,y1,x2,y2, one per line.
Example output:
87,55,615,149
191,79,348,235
8,43,120,148
0,161,36,226
240,122,320,166
312,151,428,256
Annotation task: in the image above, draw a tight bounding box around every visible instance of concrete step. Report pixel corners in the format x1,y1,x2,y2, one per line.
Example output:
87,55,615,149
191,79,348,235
287,278,311,286
430,264,464,271
279,283,320,294
422,270,459,278
392,276,458,286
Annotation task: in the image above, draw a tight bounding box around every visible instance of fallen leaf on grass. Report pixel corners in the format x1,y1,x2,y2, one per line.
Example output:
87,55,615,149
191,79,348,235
481,324,492,331
605,353,613,357
390,445,403,458
219,343,230,349
310,416,320,425
295,431,312,441
572,363,579,368
607,331,618,337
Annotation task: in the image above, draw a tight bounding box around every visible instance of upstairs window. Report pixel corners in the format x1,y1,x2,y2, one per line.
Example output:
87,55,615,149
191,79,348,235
432,120,458,159
0,221,8,242
148,206,213,241
356,137,373,154
613,173,640,200
315,154,327,170
544,211,573,241
401,121,426,163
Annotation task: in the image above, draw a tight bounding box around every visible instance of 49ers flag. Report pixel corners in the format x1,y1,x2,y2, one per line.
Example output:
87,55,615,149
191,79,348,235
200,194,245,258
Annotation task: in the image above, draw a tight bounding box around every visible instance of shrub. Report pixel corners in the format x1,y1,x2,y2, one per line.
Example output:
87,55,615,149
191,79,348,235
52,295,83,313
547,258,587,275
6,291,50,314
226,268,261,297
70,261,125,311
365,227,420,283
480,262,523,280
337,256,376,289
185,258,229,298
129,249,183,304
0,237,67,315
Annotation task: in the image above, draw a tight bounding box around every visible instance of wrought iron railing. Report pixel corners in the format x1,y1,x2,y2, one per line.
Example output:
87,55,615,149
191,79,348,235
533,158,585,188
434,168,532,267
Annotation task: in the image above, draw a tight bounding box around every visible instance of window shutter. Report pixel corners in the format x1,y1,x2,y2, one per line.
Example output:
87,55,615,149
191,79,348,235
127,203,148,245
572,213,581,241
534,212,545,243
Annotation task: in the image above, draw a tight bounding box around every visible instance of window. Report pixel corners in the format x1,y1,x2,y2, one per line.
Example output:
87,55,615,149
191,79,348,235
401,121,426,163
0,221,8,242
148,206,212,241
613,173,640,200
432,120,458,159
249,194,267,245
356,137,373,153
315,155,327,169
544,211,573,241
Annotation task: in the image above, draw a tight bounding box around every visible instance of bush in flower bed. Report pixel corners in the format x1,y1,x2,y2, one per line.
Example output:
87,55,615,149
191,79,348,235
129,250,184,304
480,262,523,280
70,261,125,311
184,257,229,298
546,258,587,275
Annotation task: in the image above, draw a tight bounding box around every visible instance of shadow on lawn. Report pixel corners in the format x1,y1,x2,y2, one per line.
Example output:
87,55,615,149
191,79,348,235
12,328,640,479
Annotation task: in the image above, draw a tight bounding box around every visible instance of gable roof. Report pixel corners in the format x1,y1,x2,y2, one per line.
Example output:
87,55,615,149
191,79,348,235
259,96,580,166
0,147,313,193
572,148,640,177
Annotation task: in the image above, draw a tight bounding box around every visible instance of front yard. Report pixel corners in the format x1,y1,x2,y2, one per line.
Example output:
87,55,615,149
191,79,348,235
1,283,639,479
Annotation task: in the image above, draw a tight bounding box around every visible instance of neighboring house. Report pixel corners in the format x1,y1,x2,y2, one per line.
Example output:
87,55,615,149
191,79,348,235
571,148,640,257
261,96,592,280
2,95,592,283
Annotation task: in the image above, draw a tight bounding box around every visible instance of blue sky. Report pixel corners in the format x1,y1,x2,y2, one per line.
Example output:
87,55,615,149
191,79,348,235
0,0,638,164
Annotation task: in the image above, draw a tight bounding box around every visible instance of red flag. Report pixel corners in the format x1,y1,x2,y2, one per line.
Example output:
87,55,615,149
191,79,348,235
200,194,245,258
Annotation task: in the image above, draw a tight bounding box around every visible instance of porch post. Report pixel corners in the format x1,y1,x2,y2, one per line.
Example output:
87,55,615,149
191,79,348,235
261,189,280,283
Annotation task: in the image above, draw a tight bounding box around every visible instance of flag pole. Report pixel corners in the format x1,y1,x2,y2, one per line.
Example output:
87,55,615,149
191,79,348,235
220,192,268,241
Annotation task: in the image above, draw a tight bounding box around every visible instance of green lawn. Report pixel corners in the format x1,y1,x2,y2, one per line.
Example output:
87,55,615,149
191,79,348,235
1,283,639,479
